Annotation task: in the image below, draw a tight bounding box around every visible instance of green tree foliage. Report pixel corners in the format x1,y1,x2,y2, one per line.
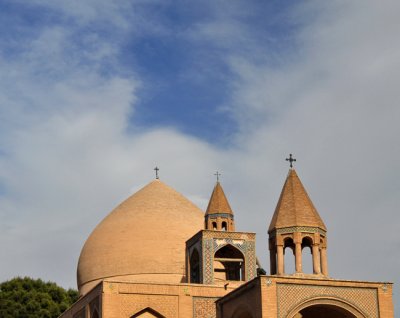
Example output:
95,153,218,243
0,277,79,318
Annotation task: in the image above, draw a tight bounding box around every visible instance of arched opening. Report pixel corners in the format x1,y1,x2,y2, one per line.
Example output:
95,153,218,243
288,298,364,318
232,304,254,318
233,310,253,318
131,307,165,318
284,237,295,274
301,237,313,274
212,221,217,230
189,249,200,283
92,309,99,318
221,221,227,231
297,304,357,318
214,244,244,281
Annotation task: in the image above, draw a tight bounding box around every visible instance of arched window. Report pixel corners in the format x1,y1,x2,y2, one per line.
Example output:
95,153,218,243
190,249,200,283
212,222,217,230
302,237,314,274
221,221,227,231
283,237,295,274
214,244,244,281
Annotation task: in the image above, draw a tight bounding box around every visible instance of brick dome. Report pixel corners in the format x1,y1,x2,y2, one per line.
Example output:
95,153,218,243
77,179,204,295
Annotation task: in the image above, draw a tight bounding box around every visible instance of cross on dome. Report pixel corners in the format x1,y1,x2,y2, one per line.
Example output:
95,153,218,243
154,166,160,179
214,171,221,182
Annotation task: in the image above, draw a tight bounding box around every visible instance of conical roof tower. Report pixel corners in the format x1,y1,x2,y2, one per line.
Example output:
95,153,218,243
269,169,326,232
205,179,235,231
268,158,328,277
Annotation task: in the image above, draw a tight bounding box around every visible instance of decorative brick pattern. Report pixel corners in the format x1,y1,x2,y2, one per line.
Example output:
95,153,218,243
213,238,247,253
203,238,214,284
245,241,256,281
272,226,326,237
206,213,234,219
193,297,218,318
203,231,255,241
198,244,203,282
277,283,378,318
119,294,178,318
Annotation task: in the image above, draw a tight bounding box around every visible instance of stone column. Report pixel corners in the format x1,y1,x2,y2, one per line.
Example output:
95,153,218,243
230,219,235,231
321,247,328,276
277,245,284,275
216,217,221,230
312,244,321,274
295,242,302,273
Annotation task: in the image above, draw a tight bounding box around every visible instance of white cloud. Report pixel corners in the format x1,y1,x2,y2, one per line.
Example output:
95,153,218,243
222,0,400,288
177,0,400,304
1,1,399,313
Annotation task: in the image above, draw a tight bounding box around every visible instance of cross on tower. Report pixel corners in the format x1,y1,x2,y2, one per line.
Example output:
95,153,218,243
214,171,221,182
286,154,296,168
154,166,159,179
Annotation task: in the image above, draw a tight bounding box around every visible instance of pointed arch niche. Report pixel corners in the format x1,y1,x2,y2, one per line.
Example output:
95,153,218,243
214,244,245,281
189,248,200,283
91,309,99,318
186,229,257,284
131,307,165,318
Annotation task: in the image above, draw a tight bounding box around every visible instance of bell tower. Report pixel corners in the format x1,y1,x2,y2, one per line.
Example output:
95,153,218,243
268,157,328,277
186,176,256,285
204,172,235,231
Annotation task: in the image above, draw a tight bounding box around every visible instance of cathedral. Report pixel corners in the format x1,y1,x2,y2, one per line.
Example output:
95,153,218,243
60,160,394,318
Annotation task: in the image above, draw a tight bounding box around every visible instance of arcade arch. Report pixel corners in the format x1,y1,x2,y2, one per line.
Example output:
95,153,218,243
288,298,365,318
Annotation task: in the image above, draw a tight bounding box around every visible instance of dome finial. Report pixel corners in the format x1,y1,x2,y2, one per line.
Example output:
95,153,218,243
286,153,296,169
154,166,160,179
214,171,221,182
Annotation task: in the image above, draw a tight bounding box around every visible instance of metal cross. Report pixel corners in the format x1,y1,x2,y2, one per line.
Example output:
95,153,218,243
154,166,159,179
286,154,296,168
214,171,221,182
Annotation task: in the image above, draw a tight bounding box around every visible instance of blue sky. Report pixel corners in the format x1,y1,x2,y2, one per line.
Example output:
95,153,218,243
1,0,400,314
0,1,300,144
127,2,300,142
